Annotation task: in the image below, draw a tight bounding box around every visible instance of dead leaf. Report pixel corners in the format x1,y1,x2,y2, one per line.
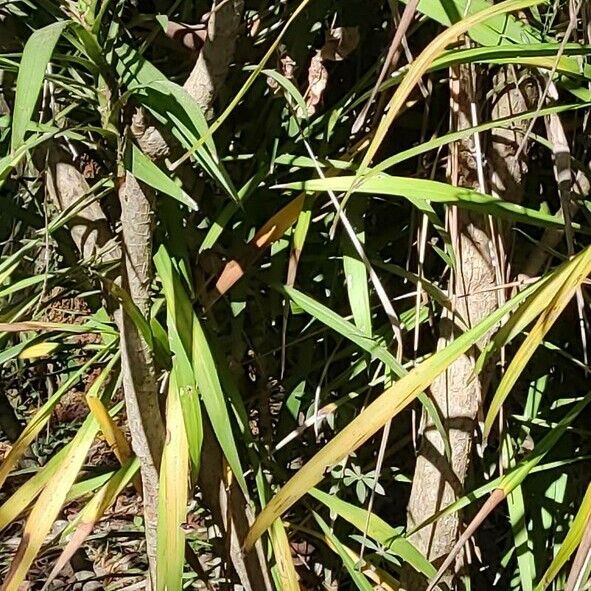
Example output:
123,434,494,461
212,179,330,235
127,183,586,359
306,51,328,116
321,27,360,61
268,53,297,93
280,53,297,80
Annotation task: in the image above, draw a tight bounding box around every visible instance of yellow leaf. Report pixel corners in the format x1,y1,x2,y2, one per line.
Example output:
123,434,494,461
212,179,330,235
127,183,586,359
86,396,132,465
157,365,189,591
18,341,59,359
484,246,591,437
244,273,545,550
360,0,545,171
269,519,300,591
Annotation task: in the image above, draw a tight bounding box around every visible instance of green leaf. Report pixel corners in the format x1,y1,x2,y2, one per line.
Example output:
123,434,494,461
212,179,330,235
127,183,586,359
309,488,436,578
154,247,246,494
280,174,582,232
12,21,70,152
314,512,375,591
124,142,198,211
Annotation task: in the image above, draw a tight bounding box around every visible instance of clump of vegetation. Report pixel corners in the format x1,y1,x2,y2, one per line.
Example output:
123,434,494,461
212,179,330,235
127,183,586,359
1,1,591,589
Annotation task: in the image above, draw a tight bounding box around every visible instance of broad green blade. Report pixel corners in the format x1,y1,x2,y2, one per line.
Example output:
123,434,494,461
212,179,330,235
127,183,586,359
124,142,198,211
11,21,70,152
280,175,579,232
342,197,372,337
244,277,542,549
155,246,244,492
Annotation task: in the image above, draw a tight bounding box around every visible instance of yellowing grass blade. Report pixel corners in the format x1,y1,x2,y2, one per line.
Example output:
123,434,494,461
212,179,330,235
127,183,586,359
1,413,101,591
473,262,570,377
269,519,300,591
86,393,131,464
359,0,545,171
484,246,591,438
244,276,543,550
85,392,141,493
156,365,189,591
0,348,113,488
42,458,140,591
564,513,591,591
17,341,60,359
536,482,591,590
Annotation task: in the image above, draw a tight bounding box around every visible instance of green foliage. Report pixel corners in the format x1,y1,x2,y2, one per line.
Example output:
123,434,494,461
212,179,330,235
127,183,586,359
1,0,591,589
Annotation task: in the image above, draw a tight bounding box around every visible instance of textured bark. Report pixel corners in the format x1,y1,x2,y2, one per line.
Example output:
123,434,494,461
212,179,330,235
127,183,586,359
41,3,249,585
184,0,244,117
401,67,531,589
45,148,117,262
118,165,165,590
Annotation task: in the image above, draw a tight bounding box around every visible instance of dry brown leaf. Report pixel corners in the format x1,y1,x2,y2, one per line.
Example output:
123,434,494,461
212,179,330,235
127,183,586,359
321,26,360,61
280,53,297,80
306,51,328,116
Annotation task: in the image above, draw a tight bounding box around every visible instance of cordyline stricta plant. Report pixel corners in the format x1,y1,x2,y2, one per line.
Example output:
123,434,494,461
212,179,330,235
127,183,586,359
1,0,591,590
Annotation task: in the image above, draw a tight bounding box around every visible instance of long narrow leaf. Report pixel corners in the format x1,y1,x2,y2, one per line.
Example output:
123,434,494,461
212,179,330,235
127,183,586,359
11,21,70,152
245,276,544,549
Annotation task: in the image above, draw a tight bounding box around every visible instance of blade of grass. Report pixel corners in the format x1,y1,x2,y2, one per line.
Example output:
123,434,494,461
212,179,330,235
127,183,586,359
156,364,189,591
244,276,544,550
279,175,582,232
269,519,300,591
535,483,591,590
155,246,244,492
484,246,591,438
11,21,70,152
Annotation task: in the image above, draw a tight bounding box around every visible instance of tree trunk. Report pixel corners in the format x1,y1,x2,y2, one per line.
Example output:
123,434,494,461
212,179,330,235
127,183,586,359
401,65,531,589
117,166,165,589
42,3,249,587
